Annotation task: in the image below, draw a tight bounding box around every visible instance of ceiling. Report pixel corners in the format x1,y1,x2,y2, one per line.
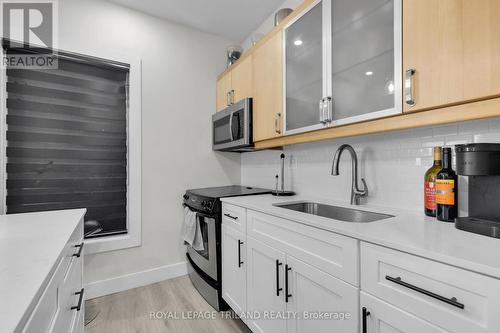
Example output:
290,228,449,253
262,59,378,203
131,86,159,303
107,0,286,42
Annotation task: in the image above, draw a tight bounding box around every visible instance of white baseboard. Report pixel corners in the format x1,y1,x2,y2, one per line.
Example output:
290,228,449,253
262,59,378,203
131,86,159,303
85,261,188,299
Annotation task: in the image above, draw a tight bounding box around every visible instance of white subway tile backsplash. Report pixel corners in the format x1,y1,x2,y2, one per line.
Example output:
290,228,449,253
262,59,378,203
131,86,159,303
433,124,458,137
242,118,500,213
445,134,474,146
458,120,490,135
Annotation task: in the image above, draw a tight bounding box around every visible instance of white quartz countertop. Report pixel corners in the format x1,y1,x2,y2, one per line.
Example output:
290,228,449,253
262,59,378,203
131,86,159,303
0,209,86,333
221,194,500,279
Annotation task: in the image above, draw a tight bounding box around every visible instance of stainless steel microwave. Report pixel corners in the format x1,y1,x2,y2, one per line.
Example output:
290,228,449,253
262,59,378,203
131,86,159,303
212,98,253,152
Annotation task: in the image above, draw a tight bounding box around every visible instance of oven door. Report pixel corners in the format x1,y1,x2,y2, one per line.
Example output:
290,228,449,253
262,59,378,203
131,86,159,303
212,98,252,151
186,208,218,281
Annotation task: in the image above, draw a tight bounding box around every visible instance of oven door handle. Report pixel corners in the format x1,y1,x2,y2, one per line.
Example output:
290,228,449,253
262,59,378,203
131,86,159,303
185,206,217,225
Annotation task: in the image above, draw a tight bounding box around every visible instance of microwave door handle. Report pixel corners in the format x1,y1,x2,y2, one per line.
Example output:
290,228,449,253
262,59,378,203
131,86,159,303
229,112,235,141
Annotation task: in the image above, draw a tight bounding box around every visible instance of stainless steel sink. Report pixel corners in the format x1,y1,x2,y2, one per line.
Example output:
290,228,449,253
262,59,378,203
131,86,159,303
273,201,394,223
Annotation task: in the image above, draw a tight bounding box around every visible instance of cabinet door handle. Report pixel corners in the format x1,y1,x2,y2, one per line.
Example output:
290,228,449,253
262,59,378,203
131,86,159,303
73,242,84,258
226,91,231,106
405,68,416,107
362,307,370,333
385,275,464,309
224,213,238,220
231,90,235,104
285,264,292,303
324,96,332,122
274,113,282,134
276,260,283,296
71,288,85,311
319,98,325,123
238,240,244,267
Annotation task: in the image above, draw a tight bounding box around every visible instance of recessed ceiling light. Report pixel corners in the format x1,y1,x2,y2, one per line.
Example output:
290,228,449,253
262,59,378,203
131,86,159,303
365,71,373,76
294,39,303,46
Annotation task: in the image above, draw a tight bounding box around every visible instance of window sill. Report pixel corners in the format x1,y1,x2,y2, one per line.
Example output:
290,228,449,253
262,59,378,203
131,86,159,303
84,232,141,255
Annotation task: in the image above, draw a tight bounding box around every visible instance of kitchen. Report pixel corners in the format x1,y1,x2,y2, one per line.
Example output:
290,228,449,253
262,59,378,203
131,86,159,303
1,0,500,332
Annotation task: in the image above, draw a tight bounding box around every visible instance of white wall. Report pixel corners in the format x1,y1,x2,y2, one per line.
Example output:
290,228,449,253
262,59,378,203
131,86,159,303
242,118,500,215
241,0,302,50
58,0,241,286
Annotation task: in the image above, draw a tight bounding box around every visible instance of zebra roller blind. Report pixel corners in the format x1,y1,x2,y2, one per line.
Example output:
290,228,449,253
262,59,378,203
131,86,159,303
4,47,129,237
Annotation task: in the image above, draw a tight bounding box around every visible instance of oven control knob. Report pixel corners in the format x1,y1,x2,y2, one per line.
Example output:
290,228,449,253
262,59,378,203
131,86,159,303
183,194,189,200
201,200,207,207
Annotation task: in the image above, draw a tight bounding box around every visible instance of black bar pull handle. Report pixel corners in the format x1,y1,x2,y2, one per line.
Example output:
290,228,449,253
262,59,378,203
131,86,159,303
285,264,292,303
73,242,84,258
238,240,244,267
385,275,464,309
224,213,238,220
276,260,283,296
362,307,370,333
71,288,85,311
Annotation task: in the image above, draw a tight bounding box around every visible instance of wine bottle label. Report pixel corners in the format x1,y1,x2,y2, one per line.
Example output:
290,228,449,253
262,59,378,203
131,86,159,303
424,181,436,210
436,180,455,205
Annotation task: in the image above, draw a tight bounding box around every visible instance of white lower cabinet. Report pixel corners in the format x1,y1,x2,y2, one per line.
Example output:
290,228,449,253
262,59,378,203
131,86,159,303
222,205,361,333
244,235,359,333
361,292,450,333
22,219,84,333
286,255,359,333
221,204,500,333
361,242,500,333
222,224,247,315
246,236,287,333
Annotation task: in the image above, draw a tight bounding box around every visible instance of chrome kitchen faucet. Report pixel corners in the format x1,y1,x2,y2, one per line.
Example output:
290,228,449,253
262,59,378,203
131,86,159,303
331,144,368,205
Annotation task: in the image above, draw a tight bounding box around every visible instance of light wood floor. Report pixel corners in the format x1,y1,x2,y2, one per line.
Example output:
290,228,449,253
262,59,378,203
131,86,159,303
85,275,251,333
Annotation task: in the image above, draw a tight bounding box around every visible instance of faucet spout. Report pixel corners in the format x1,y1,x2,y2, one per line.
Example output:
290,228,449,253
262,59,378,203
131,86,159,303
331,144,368,205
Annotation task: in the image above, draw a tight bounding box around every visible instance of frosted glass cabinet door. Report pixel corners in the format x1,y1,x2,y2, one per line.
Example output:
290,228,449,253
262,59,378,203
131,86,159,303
329,0,401,124
284,1,324,134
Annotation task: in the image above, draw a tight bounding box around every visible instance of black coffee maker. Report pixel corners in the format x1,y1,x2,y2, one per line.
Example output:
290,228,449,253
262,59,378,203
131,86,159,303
455,143,500,238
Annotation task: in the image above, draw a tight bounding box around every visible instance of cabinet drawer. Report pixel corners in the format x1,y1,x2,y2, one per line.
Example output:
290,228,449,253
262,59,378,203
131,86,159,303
22,256,67,333
247,210,359,286
60,220,84,278
222,203,246,232
361,242,500,333
361,292,450,333
70,307,83,333
51,255,83,333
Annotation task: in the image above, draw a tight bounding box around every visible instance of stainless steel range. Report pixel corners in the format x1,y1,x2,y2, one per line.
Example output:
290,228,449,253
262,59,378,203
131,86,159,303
182,186,270,310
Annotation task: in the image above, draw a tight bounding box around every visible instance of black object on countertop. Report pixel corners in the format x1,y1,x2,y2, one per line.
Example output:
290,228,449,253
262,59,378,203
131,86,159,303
455,217,500,239
454,143,500,238
271,190,296,196
272,153,296,196
456,143,500,175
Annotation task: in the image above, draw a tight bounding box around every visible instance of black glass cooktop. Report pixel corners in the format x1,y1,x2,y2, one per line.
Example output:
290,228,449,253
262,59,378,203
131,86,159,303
186,185,271,199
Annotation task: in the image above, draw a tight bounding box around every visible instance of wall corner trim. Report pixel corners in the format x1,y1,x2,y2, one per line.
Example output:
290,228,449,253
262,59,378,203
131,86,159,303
84,261,188,300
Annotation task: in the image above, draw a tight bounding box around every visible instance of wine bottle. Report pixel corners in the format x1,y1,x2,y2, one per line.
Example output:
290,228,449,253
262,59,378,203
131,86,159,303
436,147,458,222
424,147,442,217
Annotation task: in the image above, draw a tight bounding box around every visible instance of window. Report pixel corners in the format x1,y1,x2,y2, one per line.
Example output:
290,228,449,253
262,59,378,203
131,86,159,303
1,41,142,253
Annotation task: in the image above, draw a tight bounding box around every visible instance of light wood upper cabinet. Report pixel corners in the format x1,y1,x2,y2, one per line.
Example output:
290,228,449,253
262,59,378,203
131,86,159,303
216,71,231,112
403,0,500,112
253,31,284,142
216,55,253,112
232,55,253,102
